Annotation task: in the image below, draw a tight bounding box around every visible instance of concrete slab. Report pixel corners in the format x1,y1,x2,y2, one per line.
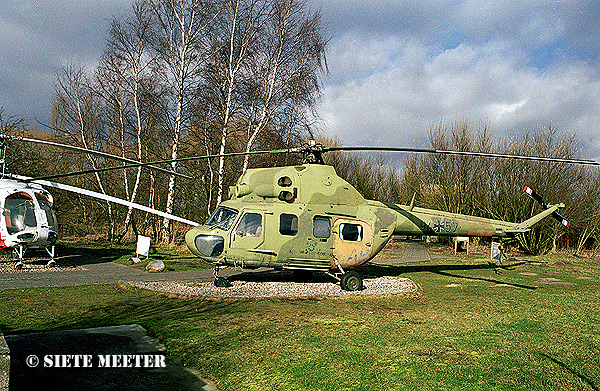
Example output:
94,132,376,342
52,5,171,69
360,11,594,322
0,328,8,391
5,324,218,391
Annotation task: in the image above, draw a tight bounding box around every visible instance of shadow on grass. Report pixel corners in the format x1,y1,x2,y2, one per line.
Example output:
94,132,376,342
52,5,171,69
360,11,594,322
3,292,238,336
362,261,538,290
0,244,133,269
223,260,538,290
539,352,599,391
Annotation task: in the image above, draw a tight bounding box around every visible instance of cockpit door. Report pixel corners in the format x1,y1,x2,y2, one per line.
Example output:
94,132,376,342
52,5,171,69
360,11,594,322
230,211,265,246
229,211,270,265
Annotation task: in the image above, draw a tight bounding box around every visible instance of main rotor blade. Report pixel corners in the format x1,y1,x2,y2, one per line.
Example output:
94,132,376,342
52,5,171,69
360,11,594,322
323,146,600,167
12,174,199,226
26,148,297,182
2,134,191,180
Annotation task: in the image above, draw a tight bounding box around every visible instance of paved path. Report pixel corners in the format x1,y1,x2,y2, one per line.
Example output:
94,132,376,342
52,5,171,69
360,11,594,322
1,242,432,291
0,251,244,291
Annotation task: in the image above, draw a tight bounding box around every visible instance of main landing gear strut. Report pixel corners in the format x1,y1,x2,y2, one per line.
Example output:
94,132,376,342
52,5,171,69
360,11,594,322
326,259,364,291
211,263,364,292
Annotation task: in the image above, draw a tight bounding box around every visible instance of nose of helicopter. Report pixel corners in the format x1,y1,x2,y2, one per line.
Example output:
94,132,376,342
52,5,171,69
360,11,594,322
185,226,225,261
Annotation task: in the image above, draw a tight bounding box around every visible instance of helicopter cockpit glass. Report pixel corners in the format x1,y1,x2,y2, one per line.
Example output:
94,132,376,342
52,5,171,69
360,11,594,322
4,192,37,235
235,213,263,237
207,206,238,230
35,193,58,231
194,234,224,257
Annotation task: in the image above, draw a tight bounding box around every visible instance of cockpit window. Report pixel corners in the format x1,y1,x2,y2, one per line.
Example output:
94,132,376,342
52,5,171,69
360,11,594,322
235,213,263,237
36,193,58,231
206,206,238,230
4,192,37,235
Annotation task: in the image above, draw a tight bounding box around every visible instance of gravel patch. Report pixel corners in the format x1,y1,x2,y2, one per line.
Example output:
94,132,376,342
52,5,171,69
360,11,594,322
128,276,418,299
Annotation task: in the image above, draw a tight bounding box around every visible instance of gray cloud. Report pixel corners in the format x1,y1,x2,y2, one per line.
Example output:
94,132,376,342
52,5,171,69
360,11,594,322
314,0,600,159
1,0,600,160
0,0,131,121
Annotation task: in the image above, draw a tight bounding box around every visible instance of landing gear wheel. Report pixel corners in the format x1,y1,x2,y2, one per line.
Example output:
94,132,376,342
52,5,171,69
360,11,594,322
340,271,363,291
47,260,56,267
214,277,232,288
14,262,23,270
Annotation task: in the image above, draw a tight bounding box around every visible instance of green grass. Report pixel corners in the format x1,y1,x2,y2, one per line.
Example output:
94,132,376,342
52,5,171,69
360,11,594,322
1,251,599,390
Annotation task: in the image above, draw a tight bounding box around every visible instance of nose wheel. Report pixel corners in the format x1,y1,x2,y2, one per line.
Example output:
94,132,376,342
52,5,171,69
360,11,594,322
213,266,232,288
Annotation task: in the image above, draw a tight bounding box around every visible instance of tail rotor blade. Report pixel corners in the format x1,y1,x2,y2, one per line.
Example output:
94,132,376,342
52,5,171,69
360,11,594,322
524,186,569,227
552,212,569,227
524,186,546,207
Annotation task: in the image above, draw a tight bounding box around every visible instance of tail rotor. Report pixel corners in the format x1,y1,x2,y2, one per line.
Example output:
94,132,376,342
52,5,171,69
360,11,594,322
524,186,569,227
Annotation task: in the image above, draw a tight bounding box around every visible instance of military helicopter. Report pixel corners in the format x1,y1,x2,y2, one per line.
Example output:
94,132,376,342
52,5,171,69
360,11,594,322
184,143,583,291
0,134,198,269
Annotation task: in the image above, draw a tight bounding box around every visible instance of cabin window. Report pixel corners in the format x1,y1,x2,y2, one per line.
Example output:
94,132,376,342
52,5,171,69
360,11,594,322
339,223,363,242
4,192,37,235
235,213,263,237
313,217,331,238
279,213,298,236
207,206,238,230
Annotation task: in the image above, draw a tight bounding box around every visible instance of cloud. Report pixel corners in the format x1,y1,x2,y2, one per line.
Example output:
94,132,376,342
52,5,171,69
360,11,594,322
318,34,600,158
313,0,600,159
0,0,131,121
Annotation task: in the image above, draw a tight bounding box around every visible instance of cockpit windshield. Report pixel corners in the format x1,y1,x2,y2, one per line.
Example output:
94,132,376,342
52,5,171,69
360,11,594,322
36,193,58,231
4,192,37,235
206,206,238,230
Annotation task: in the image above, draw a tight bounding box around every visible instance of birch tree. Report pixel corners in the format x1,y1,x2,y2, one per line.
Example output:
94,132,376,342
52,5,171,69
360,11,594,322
241,0,326,174
212,0,269,207
98,0,157,242
150,0,220,242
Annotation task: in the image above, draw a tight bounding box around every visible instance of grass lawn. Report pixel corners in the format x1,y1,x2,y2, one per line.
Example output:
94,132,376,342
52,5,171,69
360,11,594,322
1,248,599,390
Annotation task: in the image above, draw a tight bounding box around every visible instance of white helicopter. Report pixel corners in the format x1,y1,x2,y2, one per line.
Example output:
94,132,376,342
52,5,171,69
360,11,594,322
0,134,199,269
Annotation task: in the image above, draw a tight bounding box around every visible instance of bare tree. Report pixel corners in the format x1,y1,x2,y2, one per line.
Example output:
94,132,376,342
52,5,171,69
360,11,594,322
51,65,118,239
240,0,327,174
149,0,221,242
212,0,269,207
98,0,157,242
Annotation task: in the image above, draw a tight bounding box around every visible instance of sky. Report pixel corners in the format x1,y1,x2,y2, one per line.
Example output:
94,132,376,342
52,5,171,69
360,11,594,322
1,0,600,159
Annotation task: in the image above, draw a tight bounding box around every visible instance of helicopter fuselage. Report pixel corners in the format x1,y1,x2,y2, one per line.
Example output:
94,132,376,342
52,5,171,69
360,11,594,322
186,164,396,271
0,179,58,252
185,163,556,274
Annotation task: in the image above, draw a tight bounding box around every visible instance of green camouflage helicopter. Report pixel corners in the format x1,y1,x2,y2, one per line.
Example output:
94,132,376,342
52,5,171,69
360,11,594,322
185,143,578,291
